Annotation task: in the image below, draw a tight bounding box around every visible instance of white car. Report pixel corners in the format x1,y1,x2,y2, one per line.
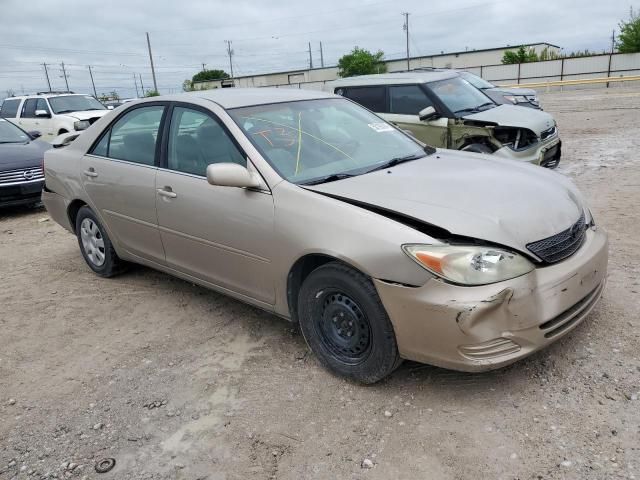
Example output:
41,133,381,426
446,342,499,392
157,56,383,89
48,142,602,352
0,92,109,142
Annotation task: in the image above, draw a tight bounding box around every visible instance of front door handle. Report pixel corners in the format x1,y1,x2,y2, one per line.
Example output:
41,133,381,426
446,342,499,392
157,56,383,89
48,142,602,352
83,168,98,178
157,187,177,199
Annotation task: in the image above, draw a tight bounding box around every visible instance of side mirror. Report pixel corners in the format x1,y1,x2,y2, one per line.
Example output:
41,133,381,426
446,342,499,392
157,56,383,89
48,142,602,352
206,163,261,188
418,106,438,121
28,130,42,139
35,109,50,118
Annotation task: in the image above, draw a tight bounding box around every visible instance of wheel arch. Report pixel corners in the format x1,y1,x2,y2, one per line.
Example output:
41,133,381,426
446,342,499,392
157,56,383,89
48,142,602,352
67,199,88,234
286,253,371,323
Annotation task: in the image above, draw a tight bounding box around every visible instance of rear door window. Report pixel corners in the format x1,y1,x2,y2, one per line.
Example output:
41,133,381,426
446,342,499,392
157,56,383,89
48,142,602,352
339,86,386,112
90,105,165,166
389,85,434,115
0,99,21,118
21,99,39,118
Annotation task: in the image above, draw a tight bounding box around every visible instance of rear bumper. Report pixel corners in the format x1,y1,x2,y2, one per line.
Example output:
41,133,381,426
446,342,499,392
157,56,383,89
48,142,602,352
41,188,74,232
0,179,44,207
374,227,608,372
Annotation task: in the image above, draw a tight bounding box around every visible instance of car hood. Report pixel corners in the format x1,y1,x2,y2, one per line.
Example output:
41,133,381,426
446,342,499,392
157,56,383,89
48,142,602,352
464,104,554,135
487,86,537,96
0,140,51,171
304,151,584,255
63,110,109,121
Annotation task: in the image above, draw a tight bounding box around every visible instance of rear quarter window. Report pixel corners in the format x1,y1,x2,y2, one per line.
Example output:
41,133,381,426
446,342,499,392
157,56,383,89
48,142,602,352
339,86,386,113
0,99,21,118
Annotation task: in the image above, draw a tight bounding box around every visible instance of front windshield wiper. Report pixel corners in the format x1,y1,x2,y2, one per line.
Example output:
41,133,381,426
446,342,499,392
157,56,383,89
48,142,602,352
54,109,76,114
477,102,496,110
0,141,26,144
83,108,105,111
364,151,427,174
453,107,481,115
299,173,356,186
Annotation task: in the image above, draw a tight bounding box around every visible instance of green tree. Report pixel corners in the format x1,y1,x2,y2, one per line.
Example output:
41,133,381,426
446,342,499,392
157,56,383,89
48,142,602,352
192,69,230,83
144,90,160,97
337,47,387,77
182,79,194,92
617,8,640,53
501,46,539,64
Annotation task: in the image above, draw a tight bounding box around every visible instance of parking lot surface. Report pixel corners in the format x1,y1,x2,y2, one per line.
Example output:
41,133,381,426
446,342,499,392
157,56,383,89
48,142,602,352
1,88,639,480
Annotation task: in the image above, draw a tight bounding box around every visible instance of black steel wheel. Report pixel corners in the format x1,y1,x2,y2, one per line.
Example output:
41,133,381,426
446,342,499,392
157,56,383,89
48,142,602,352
298,262,401,383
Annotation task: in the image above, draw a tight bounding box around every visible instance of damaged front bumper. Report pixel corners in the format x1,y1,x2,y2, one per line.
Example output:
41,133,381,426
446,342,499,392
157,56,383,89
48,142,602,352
374,227,608,372
493,137,561,168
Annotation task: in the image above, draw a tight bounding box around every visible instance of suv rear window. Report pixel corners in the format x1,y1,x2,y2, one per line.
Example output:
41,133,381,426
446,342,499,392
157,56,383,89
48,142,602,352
338,86,386,112
0,99,21,118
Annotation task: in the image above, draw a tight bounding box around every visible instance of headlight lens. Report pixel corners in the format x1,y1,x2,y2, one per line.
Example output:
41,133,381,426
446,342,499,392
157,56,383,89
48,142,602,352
402,244,534,285
504,95,528,104
74,120,90,131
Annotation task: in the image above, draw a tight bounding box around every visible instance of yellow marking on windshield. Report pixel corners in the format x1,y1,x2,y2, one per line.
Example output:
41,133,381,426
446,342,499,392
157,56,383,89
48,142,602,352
239,115,354,162
295,112,303,175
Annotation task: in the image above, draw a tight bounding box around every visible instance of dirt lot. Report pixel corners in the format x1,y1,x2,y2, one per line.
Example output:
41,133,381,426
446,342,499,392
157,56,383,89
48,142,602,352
1,88,639,480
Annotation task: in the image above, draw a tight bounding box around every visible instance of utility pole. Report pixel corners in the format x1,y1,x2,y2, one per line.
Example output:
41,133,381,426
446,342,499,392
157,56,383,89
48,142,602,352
139,74,145,93
87,65,97,97
134,74,139,97
202,63,206,72
145,32,158,93
42,63,52,91
308,42,313,69
225,40,234,78
402,12,410,71
319,41,324,68
60,62,69,91
611,29,616,53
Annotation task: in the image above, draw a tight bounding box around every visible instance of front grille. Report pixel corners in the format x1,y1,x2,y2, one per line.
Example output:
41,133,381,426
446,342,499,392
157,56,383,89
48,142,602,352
527,213,586,263
88,117,101,125
540,126,557,141
0,166,44,185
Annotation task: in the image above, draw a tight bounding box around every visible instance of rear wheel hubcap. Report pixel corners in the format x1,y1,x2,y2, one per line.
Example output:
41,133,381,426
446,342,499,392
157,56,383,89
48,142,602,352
80,218,106,267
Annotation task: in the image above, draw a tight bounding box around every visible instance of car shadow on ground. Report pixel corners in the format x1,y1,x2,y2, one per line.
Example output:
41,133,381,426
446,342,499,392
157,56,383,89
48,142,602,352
0,202,44,221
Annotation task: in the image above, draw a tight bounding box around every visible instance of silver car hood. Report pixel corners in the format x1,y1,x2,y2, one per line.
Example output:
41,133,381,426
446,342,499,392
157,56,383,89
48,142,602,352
464,104,554,135
305,151,584,254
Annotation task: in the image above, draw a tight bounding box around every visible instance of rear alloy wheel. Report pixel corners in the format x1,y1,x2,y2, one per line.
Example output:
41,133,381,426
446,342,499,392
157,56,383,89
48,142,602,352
75,206,125,277
298,262,401,383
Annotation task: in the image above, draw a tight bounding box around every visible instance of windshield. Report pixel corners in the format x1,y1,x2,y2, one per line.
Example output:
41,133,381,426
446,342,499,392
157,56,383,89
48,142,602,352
228,98,428,184
459,72,495,89
0,119,30,143
427,77,495,116
48,95,106,114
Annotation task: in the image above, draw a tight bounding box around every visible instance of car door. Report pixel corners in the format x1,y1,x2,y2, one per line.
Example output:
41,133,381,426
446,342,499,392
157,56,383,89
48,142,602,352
155,104,276,304
384,85,449,147
82,103,166,263
34,98,55,140
17,98,40,133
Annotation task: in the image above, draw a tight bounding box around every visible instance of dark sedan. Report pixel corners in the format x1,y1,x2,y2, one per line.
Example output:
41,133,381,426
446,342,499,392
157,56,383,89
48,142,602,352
0,119,50,207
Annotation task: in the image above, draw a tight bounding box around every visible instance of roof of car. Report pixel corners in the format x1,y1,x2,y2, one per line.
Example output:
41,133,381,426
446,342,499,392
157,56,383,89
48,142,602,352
4,92,87,100
130,88,336,109
328,71,459,87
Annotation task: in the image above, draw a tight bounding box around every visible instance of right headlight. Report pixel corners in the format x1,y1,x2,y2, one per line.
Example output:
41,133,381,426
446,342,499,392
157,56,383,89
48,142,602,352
504,95,528,104
74,120,90,131
402,244,534,286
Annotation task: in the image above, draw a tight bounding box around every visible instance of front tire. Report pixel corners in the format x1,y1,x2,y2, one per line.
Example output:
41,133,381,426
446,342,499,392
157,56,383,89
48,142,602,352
297,262,401,383
75,206,125,277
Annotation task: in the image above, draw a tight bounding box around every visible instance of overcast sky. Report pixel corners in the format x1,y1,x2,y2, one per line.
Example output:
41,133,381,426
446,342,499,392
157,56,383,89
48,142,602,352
1,0,631,99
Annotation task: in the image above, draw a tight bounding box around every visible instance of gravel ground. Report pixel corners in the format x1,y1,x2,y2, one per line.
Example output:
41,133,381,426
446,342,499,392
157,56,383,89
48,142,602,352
1,88,639,480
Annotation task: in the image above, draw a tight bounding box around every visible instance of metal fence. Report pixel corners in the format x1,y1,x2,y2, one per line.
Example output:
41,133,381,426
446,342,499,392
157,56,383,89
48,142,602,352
264,52,640,91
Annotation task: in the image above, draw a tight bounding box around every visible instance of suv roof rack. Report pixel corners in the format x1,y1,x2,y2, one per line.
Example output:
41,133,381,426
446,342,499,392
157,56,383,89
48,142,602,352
36,90,75,95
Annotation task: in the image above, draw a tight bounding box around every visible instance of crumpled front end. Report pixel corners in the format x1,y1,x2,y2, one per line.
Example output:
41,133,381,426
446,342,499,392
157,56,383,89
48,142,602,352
374,227,608,372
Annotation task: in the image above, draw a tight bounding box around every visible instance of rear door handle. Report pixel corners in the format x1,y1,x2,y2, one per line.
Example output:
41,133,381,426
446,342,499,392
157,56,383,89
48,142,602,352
157,187,177,199
83,168,98,178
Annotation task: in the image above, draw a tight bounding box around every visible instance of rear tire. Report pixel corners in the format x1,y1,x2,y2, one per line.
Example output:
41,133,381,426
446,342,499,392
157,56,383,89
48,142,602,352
75,206,125,277
297,262,401,384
